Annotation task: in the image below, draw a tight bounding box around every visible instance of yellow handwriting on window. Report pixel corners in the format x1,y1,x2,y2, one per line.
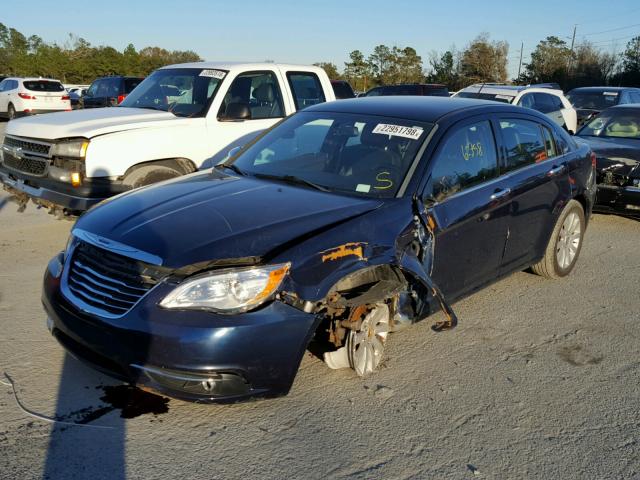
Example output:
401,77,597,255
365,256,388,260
374,171,393,190
461,142,483,161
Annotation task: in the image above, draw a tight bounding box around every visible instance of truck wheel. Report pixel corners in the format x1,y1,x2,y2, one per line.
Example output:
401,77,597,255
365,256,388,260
7,104,16,120
531,199,585,279
123,165,183,189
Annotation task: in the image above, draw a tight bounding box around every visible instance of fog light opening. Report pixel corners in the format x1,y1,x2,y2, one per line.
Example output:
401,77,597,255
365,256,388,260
625,204,640,211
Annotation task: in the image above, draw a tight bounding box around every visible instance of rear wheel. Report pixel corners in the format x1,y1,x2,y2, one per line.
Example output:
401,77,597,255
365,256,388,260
123,165,183,189
531,199,585,279
7,104,16,120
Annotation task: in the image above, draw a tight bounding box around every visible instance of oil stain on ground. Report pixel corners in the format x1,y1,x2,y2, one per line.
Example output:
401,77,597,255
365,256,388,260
99,385,170,419
558,345,604,367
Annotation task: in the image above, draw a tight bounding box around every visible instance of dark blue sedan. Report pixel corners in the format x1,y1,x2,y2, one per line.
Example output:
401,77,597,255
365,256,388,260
43,97,596,402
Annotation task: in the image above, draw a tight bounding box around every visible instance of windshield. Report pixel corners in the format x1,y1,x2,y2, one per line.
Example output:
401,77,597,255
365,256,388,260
119,68,225,117
567,91,619,110
578,110,640,139
229,111,433,198
456,91,514,104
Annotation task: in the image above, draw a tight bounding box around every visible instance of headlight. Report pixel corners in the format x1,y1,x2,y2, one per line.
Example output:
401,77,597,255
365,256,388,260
160,263,291,313
51,139,89,158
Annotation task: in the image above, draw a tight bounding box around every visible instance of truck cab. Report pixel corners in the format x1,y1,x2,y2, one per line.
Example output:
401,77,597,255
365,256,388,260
0,62,335,215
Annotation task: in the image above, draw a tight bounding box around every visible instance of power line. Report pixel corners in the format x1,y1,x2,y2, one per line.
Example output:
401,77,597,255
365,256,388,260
582,23,640,36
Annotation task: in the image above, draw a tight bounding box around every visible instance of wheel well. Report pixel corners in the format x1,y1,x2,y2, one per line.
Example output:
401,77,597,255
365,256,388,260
573,194,589,222
122,158,197,179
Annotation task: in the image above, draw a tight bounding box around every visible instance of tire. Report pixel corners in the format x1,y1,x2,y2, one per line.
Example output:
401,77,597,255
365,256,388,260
122,165,183,189
7,104,16,120
531,199,585,279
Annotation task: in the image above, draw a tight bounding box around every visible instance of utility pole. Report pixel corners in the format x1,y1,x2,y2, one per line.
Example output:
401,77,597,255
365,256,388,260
517,41,524,79
568,24,577,72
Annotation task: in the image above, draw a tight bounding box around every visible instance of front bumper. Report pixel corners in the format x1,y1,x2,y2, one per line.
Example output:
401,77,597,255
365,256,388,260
0,165,127,212
594,184,640,217
42,254,320,402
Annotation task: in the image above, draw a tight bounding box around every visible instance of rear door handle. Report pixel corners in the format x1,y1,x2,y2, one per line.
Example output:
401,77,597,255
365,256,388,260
490,188,511,201
547,165,565,176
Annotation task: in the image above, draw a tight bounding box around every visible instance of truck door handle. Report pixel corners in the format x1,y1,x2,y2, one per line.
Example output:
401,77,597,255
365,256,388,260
490,188,511,201
547,165,565,176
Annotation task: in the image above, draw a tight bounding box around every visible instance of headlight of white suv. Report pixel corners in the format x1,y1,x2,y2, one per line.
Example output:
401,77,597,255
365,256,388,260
51,139,89,158
159,263,291,313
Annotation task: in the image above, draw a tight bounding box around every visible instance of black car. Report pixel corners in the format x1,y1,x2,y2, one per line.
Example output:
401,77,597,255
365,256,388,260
363,83,449,97
330,80,356,99
575,104,640,217
83,76,144,108
566,86,640,126
43,97,595,402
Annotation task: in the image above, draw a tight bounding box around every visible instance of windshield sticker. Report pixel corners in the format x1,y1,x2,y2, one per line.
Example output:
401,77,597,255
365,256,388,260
603,92,619,96
356,184,371,193
461,142,483,161
372,124,423,140
374,172,394,190
199,69,227,79
495,94,513,101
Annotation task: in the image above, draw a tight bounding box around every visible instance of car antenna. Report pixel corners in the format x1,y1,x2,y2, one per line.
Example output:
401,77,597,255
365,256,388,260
477,82,486,95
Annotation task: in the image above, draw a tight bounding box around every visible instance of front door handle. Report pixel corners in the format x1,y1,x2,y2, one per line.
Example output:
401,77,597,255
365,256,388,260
490,188,511,201
547,165,566,177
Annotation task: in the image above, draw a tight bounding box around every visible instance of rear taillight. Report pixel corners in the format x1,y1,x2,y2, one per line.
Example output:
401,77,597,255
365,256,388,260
18,93,36,100
61,95,70,100
591,152,597,168
117,94,127,104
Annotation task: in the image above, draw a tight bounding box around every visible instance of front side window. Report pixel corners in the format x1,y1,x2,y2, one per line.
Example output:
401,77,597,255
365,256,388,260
500,119,548,173
518,93,536,109
218,71,284,120
425,120,499,202
86,80,100,97
534,93,562,113
120,67,225,118
578,110,640,139
287,72,326,109
124,78,143,93
364,88,382,97
0,80,6,92
229,111,432,198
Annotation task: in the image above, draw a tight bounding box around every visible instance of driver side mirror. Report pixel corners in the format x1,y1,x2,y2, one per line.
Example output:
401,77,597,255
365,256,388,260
220,102,251,121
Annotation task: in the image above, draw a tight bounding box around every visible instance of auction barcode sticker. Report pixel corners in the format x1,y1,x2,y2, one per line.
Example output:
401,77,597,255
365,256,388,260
199,69,227,79
372,124,423,140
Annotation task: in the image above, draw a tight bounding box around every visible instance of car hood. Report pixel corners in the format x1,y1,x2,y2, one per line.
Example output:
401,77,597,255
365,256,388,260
575,136,640,164
6,107,187,140
75,171,383,269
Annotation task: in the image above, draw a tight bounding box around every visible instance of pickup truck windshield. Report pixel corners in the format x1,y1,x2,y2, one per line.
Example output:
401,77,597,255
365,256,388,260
230,111,433,198
119,68,226,117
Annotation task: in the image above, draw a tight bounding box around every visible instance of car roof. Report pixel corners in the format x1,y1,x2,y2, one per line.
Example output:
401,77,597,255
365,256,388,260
6,77,62,82
568,86,639,93
460,84,564,96
159,62,326,74
304,96,527,123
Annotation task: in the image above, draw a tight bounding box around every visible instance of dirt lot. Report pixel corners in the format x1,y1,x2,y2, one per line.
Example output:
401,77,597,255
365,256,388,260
0,119,639,479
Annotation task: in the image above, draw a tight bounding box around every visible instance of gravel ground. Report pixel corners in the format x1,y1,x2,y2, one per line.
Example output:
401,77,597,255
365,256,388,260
0,119,639,479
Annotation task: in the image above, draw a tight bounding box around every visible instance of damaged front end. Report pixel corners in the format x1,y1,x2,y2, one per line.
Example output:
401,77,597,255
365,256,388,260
595,156,640,215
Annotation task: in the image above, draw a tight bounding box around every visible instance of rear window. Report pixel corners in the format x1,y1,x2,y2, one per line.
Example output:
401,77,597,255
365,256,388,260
424,87,449,97
567,91,619,110
332,81,355,99
23,80,64,92
124,78,143,93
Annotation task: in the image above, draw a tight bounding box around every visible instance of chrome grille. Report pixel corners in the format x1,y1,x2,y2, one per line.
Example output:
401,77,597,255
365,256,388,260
4,136,51,156
65,241,168,317
3,152,48,176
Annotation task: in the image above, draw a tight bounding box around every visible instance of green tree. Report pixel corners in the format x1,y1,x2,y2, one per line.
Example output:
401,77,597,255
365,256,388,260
313,62,340,79
521,36,571,85
344,49,371,91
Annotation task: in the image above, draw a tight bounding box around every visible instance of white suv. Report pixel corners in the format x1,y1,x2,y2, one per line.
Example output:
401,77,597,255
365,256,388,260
0,77,71,120
455,85,578,133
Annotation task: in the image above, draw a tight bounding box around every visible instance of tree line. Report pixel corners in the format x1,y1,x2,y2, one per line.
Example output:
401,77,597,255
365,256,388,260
1,22,638,91
0,23,201,83
316,33,640,92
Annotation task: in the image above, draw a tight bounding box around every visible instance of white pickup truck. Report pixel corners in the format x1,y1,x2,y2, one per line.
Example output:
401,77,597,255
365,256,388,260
0,62,335,215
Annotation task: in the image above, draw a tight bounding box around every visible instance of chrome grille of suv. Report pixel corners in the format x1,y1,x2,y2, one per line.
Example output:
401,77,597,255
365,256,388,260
65,241,168,317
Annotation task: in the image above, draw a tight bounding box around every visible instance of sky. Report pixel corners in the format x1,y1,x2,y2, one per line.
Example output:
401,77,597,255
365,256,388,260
2,0,640,79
